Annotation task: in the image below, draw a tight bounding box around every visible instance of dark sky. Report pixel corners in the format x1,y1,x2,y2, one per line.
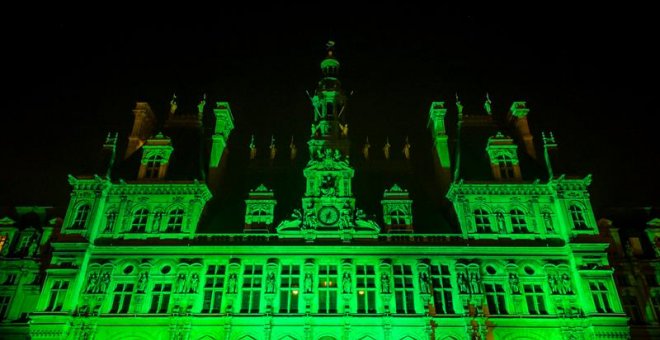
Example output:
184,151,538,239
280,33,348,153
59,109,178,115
1,5,657,217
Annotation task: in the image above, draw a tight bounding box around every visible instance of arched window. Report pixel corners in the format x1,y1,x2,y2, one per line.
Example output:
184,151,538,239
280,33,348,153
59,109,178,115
497,155,514,179
166,209,184,233
145,155,163,179
130,209,149,233
474,209,492,233
510,209,528,233
71,204,90,229
105,211,118,233
569,205,588,230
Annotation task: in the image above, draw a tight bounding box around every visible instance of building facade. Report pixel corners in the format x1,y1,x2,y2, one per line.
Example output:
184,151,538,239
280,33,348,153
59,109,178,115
0,46,631,339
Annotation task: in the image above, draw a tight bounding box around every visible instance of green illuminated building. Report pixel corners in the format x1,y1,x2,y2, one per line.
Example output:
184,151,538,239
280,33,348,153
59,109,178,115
0,44,632,339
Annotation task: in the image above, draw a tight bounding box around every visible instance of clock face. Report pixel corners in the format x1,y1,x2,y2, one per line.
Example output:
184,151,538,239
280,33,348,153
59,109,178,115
318,206,340,225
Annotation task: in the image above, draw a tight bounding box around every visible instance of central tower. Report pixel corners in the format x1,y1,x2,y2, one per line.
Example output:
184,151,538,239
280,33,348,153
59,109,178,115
277,42,379,240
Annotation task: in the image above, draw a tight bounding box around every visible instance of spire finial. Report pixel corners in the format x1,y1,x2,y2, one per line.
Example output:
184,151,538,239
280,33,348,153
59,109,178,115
170,93,178,115
455,93,463,116
249,134,257,160
484,93,492,115
197,93,207,115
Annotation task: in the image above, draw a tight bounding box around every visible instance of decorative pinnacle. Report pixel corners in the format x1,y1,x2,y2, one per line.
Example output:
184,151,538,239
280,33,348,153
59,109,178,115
484,93,492,115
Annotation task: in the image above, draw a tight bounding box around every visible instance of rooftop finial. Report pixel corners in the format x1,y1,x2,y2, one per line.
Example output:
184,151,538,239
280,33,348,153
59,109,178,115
455,93,464,116
197,93,207,115
484,93,492,115
170,93,178,115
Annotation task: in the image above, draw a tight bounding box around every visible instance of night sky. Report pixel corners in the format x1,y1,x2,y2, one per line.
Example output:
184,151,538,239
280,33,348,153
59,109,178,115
1,5,657,218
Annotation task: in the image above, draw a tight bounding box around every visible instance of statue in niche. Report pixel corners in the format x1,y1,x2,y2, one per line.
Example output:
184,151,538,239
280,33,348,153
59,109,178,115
86,272,98,293
304,272,313,293
137,272,148,292
469,272,480,294
320,175,337,197
496,212,506,233
176,273,187,293
380,273,391,294
457,272,468,293
170,94,178,114
227,273,237,293
560,274,572,294
548,274,559,294
266,272,276,294
542,212,553,232
98,272,110,293
342,272,352,294
189,273,200,293
197,93,206,115
383,138,391,160
402,137,411,160
419,271,431,294
508,273,520,294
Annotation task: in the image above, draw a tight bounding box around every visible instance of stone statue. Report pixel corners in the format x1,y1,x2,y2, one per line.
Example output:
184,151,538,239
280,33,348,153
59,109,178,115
496,212,506,232
402,137,411,160
542,212,553,232
457,272,468,293
176,273,187,293
170,94,178,114
455,94,463,116
362,137,370,160
548,274,558,294
289,136,297,160
137,272,148,292
380,273,390,294
484,93,492,115
190,273,200,293
304,272,313,293
86,272,98,293
383,138,391,160
560,274,572,294
269,135,277,160
197,93,206,115
419,271,430,294
228,273,237,293
342,272,352,294
509,273,520,293
339,123,348,137
311,95,322,120
320,175,337,197
98,272,110,293
469,273,480,294
266,272,276,293
249,135,257,160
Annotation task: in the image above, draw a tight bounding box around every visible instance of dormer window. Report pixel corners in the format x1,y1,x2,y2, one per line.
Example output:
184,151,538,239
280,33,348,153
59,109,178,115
166,209,184,233
130,209,149,233
381,184,413,233
389,209,407,226
486,132,521,181
569,205,588,230
71,204,90,229
138,133,173,180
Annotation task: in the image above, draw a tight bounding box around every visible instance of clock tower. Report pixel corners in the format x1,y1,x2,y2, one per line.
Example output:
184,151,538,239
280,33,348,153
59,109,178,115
277,42,379,240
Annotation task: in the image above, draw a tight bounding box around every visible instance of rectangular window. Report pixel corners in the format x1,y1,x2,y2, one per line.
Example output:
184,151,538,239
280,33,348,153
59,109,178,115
356,264,376,314
318,265,338,314
589,281,613,313
46,280,69,312
0,295,11,320
109,283,134,313
484,283,507,315
523,284,547,315
622,293,643,324
3,274,18,285
150,283,172,313
279,264,300,314
240,265,262,313
431,264,454,314
202,265,225,313
393,264,415,314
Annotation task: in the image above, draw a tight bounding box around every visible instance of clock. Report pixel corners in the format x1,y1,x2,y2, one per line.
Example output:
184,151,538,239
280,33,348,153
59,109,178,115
318,206,340,225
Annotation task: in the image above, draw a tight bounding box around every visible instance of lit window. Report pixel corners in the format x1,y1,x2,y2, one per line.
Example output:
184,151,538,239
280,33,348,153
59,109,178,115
356,265,376,314
510,209,529,233
241,265,263,313
166,209,184,233
431,264,454,314
497,155,514,179
279,264,300,314
130,209,149,233
46,280,69,312
109,283,134,314
318,265,338,314
474,209,492,233
71,204,90,229
145,155,163,179
202,265,226,314
589,281,613,313
569,205,588,230
393,264,415,314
